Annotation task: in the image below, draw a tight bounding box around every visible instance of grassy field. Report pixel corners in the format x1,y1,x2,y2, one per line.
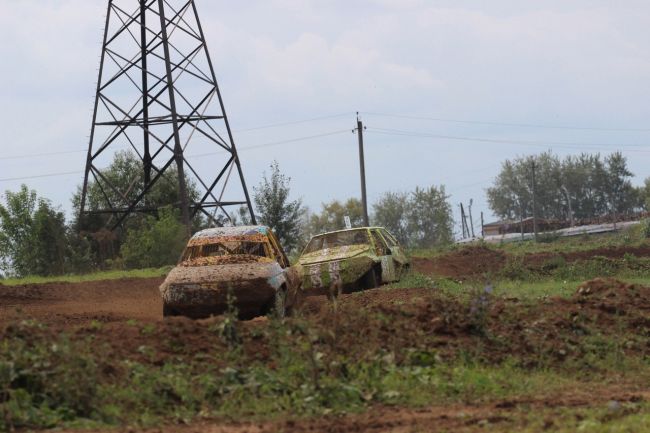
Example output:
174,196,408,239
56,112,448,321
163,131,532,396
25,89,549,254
0,267,170,286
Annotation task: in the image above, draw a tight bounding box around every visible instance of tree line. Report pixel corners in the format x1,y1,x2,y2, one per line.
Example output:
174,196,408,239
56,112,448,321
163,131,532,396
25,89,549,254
487,151,649,223
0,152,454,278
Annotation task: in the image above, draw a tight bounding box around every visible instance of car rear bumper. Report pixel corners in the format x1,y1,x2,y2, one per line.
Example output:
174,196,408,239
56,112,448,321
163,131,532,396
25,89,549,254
300,256,375,295
161,282,276,319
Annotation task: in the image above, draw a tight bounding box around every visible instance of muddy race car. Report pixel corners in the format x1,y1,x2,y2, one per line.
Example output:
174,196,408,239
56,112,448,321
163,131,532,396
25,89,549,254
297,227,410,296
159,226,301,320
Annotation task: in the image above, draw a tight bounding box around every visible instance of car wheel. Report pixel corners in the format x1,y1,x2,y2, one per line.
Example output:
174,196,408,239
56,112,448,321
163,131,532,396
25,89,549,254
399,264,411,280
362,267,381,289
163,304,177,318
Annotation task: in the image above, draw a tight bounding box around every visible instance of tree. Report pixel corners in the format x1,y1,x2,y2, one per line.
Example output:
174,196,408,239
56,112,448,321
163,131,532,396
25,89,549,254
372,191,409,245
308,198,364,236
487,151,638,222
253,161,305,253
641,178,650,211
0,185,68,277
605,152,635,218
406,186,454,248
120,207,188,269
72,150,200,232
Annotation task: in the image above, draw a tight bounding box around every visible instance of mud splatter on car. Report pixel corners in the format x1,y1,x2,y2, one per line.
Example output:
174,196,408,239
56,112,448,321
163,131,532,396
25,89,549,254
296,227,410,297
159,226,301,319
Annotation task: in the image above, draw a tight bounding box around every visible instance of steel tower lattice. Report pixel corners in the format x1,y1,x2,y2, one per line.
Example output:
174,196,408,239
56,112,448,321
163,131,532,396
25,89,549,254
80,0,256,231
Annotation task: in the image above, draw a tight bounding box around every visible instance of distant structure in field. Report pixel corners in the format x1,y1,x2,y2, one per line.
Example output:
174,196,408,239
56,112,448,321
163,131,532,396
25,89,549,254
79,0,256,232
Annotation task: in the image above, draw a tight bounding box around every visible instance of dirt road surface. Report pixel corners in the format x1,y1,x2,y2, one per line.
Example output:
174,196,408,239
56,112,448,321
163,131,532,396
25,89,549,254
0,277,164,326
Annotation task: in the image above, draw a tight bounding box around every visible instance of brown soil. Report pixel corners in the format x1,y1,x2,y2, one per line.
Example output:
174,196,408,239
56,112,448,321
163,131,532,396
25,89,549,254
0,277,164,326
412,246,506,280
413,244,650,280
4,275,650,432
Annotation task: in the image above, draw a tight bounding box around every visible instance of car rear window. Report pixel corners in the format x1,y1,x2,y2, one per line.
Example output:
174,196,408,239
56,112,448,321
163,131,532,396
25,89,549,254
303,229,370,254
182,241,270,261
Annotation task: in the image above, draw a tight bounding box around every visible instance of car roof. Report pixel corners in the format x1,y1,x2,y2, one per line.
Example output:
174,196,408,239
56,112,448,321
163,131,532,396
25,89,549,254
191,225,270,240
310,227,387,238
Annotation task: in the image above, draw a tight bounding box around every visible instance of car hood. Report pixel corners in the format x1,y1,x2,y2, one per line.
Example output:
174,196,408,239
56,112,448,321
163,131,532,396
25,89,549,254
299,245,371,265
162,261,284,287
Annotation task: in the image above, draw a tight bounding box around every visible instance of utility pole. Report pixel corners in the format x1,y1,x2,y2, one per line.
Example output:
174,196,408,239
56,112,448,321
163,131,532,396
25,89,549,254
354,113,370,227
468,199,475,238
460,203,468,239
481,211,484,237
531,160,539,241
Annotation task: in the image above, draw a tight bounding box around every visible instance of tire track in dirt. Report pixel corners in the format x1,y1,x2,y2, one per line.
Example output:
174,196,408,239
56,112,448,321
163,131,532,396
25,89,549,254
0,277,164,325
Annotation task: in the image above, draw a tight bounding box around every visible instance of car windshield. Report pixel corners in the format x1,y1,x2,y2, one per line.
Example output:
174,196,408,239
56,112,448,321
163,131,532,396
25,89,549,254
182,241,269,261
303,229,369,254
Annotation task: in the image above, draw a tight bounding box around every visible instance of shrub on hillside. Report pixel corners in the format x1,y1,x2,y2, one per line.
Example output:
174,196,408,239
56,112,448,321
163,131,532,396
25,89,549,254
120,208,188,269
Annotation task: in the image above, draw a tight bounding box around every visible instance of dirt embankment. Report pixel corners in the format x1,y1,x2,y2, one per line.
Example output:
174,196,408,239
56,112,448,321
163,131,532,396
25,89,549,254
412,244,650,280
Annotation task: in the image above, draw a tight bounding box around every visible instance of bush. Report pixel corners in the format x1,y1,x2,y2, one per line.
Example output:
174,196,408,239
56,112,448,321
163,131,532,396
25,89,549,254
642,219,650,238
120,208,188,269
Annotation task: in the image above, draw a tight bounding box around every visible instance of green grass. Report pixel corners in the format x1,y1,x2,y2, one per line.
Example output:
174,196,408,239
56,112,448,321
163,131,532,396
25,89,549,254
1,318,643,431
410,224,649,260
393,272,650,301
0,267,171,286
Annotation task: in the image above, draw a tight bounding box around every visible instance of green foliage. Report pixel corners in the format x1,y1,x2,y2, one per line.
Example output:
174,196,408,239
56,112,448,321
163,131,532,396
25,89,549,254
0,324,101,430
252,161,305,253
72,150,200,233
0,185,69,277
0,267,170,286
642,219,650,238
372,191,410,245
406,185,454,248
120,207,187,269
373,185,454,249
487,151,639,222
308,198,365,235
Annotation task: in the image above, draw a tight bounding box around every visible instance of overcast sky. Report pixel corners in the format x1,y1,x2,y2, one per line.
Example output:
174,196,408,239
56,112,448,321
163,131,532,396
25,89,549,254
1,0,650,234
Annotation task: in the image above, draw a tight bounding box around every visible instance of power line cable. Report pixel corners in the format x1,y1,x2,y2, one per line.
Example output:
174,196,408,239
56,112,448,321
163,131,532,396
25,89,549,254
362,112,650,133
0,129,350,183
188,129,350,158
367,127,650,153
0,114,353,162
0,171,82,183
233,112,351,132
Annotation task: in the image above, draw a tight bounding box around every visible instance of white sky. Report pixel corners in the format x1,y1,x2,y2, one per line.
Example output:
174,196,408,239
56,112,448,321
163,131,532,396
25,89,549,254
1,0,649,234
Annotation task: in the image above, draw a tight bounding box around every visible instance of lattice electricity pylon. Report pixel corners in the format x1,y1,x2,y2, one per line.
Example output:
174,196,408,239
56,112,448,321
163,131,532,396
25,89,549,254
79,0,256,231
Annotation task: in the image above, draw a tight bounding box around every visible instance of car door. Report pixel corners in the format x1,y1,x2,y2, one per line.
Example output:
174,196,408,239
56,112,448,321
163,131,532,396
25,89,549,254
380,229,409,270
370,229,398,283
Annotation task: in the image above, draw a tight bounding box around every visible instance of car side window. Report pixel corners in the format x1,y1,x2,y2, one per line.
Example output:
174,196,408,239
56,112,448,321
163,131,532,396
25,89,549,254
381,229,398,247
370,230,389,256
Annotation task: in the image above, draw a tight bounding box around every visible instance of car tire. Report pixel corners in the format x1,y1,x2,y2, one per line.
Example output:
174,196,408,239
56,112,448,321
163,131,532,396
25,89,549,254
399,264,411,280
362,267,381,290
163,304,177,318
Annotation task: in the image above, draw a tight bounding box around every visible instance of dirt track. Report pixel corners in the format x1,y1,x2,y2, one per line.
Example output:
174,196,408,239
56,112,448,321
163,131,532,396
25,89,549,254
0,277,164,326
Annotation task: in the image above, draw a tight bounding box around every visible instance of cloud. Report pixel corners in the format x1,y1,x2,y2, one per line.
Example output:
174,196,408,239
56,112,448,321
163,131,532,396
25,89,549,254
1,0,649,225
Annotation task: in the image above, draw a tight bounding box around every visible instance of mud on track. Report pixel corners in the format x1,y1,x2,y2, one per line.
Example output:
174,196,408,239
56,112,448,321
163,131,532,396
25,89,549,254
0,277,164,326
